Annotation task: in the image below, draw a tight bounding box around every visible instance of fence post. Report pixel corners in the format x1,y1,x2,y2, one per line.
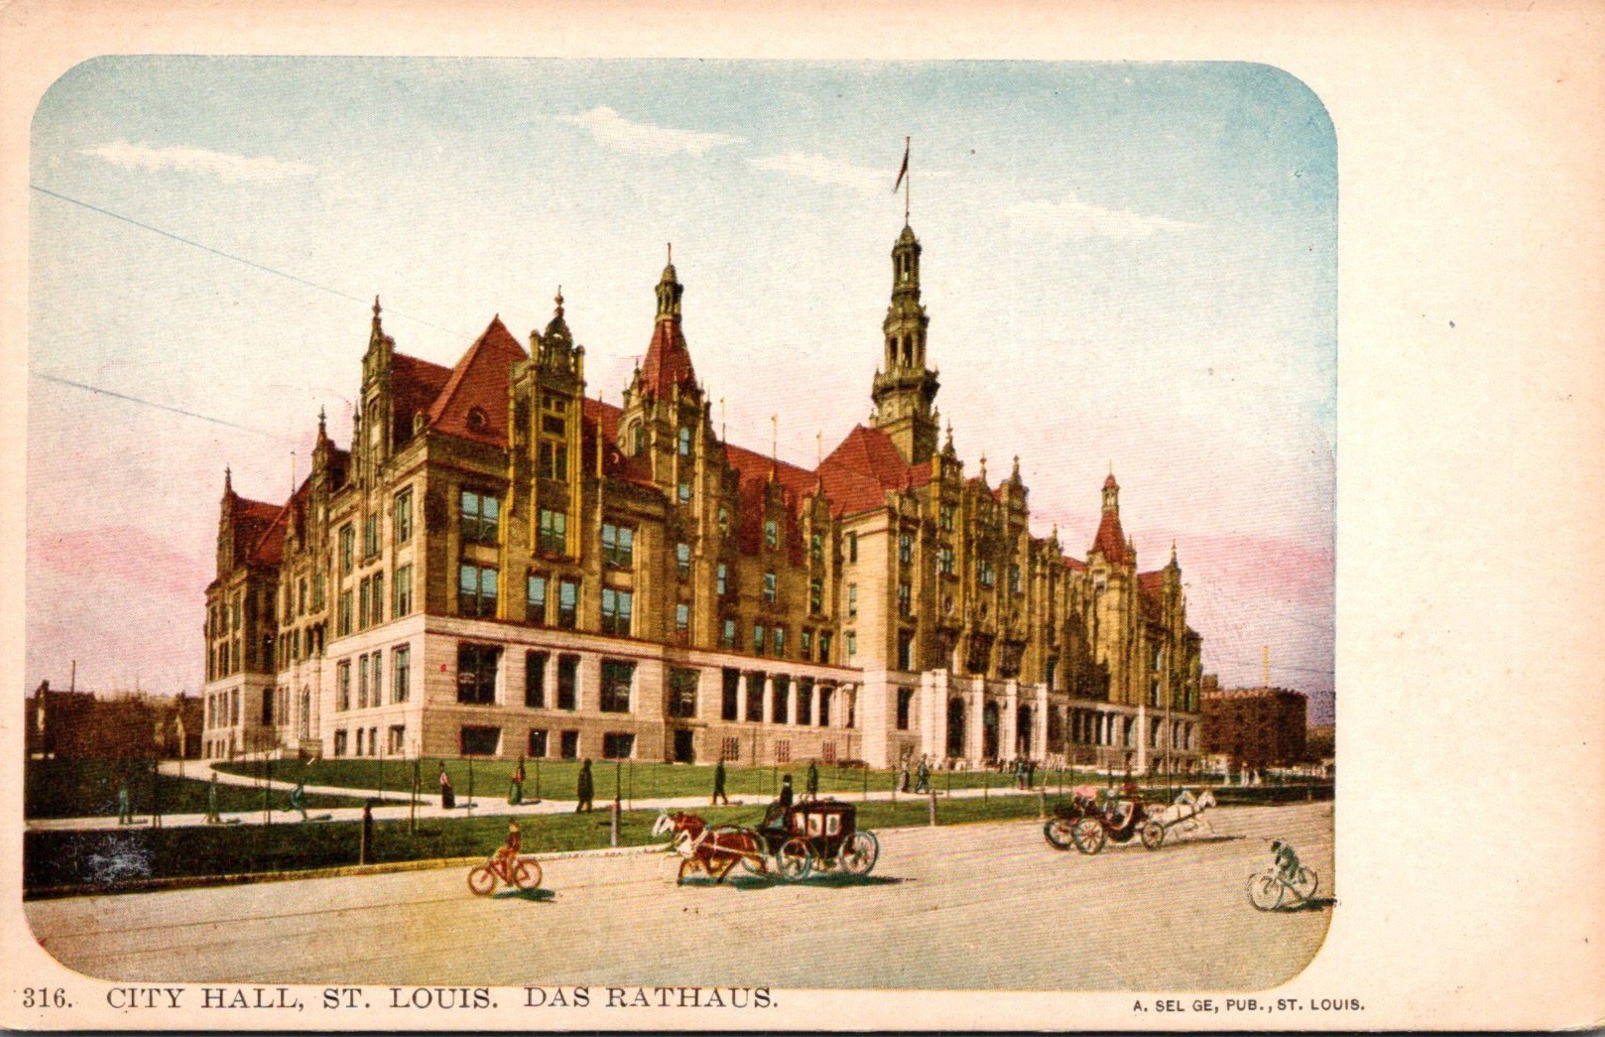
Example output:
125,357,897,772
1038,787,1047,820
360,801,374,865
410,759,419,835
610,799,621,848
928,789,938,827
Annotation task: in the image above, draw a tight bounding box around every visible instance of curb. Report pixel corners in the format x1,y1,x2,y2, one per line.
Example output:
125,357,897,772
24,841,673,901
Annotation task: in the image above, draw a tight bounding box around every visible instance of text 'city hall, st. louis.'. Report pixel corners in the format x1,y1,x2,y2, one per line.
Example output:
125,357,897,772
201,222,1205,771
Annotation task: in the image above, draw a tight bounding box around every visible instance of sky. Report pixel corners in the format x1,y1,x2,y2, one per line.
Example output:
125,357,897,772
25,58,1336,721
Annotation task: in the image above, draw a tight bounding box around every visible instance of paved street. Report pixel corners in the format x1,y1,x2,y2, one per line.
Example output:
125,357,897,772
26,802,1332,990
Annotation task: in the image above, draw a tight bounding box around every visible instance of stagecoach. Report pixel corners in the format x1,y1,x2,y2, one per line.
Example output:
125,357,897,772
655,798,880,883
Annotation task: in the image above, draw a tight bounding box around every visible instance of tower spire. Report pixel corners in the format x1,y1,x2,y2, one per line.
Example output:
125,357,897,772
870,218,939,465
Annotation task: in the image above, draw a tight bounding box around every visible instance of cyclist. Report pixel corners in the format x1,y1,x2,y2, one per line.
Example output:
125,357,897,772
1270,839,1300,884
495,819,522,870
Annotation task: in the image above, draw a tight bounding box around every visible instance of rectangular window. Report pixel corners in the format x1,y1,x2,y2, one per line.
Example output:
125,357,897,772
979,559,995,588
898,630,915,671
538,508,567,555
721,668,741,721
1010,564,1022,594
716,563,728,596
557,654,579,710
298,579,308,616
678,426,691,456
763,519,779,548
772,675,790,725
676,542,691,575
810,532,824,564
527,572,547,622
559,730,579,759
847,531,858,562
456,643,500,705
337,660,351,711
364,513,380,559
458,564,498,618
797,677,813,726
678,481,692,504
340,524,354,573
601,522,635,568
371,652,383,705
527,729,548,757
333,729,347,756
940,546,955,576
810,578,823,612
898,582,912,615
602,732,635,759
848,584,857,618
772,626,786,657
393,564,413,617
394,488,414,543
600,659,634,713
745,672,764,722
371,572,384,625
675,603,690,637
720,735,741,763
337,590,353,637
775,738,791,764
753,623,766,656
461,490,500,543
846,631,857,658
538,440,568,481
359,577,371,630
763,571,777,604
393,644,410,703
940,503,955,531
388,725,406,755
721,617,736,649
801,629,813,655
600,587,633,636
818,631,832,663
313,571,325,609
899,532,913,564
460,726,501,756
557,579,579,629
525,650,548,708
668,668,699,719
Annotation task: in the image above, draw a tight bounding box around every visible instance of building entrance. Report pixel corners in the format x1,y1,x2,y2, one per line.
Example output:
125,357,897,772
673,728,695,764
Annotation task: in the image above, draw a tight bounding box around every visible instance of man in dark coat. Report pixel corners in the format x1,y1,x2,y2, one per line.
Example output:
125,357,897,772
711,758,729,805
575,759,594,813
806,760,820,800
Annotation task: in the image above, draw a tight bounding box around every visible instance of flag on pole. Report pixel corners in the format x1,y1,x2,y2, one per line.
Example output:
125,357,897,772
893,136,910,193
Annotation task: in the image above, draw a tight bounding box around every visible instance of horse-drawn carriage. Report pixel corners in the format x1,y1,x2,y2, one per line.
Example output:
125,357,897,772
1043,784,1217,854
654,798,880,884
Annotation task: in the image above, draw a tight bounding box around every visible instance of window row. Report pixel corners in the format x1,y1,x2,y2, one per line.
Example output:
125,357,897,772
716,668,851,728
333,723,407,758
456,726,635,760
336,643,411,711
459,643,635,714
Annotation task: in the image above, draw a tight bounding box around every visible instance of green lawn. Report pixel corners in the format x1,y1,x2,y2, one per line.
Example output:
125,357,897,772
25,759,365,820
214,757,1220,804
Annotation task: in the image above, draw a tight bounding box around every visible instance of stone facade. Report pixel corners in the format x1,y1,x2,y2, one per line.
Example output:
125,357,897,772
202,223,1204,771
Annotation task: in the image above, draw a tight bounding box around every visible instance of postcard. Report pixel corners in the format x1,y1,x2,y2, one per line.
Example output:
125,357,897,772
2,0,1601,1031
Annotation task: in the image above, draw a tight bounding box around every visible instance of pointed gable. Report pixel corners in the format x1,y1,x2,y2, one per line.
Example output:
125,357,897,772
425,317,528,446
1090,509,1130,566
391,353,452,446
816,424,931,516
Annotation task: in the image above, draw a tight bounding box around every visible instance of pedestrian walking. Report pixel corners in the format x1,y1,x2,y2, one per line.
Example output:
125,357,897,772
806,760,819,800
575,758,594,813
288,779,309,821
116,777,132,825
711,758,729,806
438,764,456,809
898,759,911,793
204,773,221,824
914,755,931,794
1026,758,1037,790
508,757,526,806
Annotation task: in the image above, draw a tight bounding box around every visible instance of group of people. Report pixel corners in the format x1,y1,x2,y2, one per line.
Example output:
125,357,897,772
438,758,594,812
711,758,826,807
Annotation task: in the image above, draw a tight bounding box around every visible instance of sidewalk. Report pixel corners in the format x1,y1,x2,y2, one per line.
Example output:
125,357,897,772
25,759,1060,834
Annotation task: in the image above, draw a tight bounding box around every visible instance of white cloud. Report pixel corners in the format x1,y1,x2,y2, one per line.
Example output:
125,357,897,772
80,141,316,182
748,150,893,194
1003,193,1201,240
558,106,743,157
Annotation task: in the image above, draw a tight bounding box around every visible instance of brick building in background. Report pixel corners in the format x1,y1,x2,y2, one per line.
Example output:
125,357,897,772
202,222,1204,770
26,680,202,760
1200,685,1309,770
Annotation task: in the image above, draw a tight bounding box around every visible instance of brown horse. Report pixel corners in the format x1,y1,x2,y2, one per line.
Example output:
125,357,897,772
653,810,765,884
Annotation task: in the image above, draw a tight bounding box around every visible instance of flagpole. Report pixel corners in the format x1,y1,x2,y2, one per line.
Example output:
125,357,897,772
905,136,911,221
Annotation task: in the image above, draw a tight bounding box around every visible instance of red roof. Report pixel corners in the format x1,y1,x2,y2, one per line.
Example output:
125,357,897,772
230,494,281,567
246,476,315,567
391,353,452,446
816,424,931,516
1061,555,1088,572
425,317,528,446
1090,507,1129,566
638,315,698,399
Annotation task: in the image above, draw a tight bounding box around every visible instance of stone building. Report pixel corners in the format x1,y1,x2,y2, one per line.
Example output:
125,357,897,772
202,222,1204,770
1200,685,1309,770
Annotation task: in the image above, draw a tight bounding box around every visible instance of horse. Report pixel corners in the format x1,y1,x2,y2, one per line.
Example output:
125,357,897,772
1148,788,1218,835
652,810,765,885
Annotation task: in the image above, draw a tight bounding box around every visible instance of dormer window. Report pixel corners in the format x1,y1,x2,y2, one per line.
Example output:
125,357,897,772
466,407,489,433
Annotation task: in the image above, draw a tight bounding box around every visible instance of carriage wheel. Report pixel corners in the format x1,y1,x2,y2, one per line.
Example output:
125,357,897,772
1291,866,1319,901
467,865,497,896
775,838,813,881
1140,821,1166,851
512,858,541,891
1043,819,1075,851
1247,872,1284,911
1070,817,1107,855
839,832,879,876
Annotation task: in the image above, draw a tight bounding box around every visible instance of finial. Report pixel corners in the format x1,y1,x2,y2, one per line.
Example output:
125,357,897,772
667,242,672,265
770,414,778,461
554,286,564,317
1012,455,1021,478
372,295,381,320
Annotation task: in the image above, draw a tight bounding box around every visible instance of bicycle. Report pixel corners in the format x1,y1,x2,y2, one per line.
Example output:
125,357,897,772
467,851,542,895
1246,861,1319,910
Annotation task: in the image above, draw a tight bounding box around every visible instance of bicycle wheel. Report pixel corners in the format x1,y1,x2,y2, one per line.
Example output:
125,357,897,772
467,865,497,896
512,858,542,891
1291,866,1319,901
1247,872,1284,911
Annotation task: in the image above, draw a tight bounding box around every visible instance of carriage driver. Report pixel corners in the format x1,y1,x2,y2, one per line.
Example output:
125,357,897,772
762,774,795,831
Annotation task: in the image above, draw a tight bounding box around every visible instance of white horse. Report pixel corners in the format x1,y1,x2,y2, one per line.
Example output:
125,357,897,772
1149,788,1218,836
